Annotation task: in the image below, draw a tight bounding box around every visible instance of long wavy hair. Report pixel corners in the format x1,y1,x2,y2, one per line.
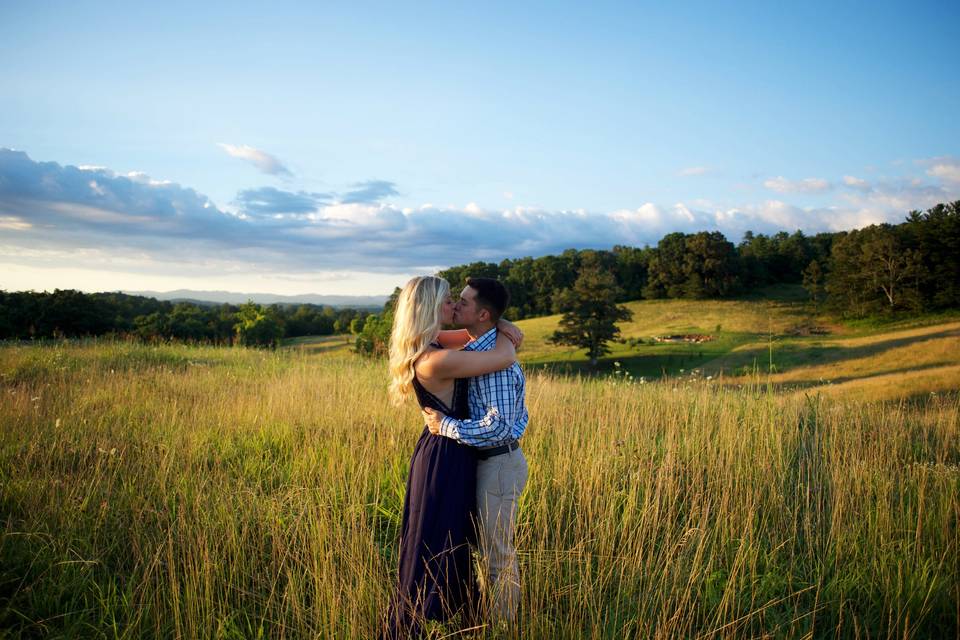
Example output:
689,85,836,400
388,276,450,406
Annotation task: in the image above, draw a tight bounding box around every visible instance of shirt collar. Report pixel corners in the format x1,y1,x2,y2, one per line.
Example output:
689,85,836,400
465,326,498,351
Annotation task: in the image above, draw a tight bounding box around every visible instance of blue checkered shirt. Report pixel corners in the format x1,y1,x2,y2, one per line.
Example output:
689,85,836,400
438,327,529,448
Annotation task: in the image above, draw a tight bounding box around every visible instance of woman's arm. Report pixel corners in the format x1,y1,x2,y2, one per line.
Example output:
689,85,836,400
420,332,515,379
497,319,524,349
436,319,523,350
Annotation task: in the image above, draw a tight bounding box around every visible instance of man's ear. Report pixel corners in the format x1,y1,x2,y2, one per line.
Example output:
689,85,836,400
477,307,490,323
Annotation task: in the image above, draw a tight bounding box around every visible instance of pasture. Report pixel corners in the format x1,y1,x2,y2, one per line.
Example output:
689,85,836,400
1,305,958,638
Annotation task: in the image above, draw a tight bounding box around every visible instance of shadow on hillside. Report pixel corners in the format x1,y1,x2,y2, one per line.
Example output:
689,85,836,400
728,283,810,303
284,337,353,354
298,343,352,354
714,326,960,376
754,362,958,393
525,350,721,379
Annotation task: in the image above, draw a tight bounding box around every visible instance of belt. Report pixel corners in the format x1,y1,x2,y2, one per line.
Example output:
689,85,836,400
476,439,520,460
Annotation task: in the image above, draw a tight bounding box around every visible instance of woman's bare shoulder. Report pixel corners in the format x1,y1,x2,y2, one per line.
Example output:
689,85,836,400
414,346,445,377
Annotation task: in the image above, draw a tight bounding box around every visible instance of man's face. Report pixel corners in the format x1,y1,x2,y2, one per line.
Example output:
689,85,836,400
453,285,486,327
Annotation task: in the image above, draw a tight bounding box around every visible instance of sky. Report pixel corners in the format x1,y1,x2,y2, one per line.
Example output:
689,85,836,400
2,1,958,296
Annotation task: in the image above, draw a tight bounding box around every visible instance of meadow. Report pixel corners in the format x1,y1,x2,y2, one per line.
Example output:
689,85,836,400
1,302,958,638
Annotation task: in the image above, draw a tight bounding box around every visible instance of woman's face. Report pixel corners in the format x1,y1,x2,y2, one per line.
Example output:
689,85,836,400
439,293,456,325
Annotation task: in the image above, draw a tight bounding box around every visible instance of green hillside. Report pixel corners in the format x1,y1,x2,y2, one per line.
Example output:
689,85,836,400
514,294,960,400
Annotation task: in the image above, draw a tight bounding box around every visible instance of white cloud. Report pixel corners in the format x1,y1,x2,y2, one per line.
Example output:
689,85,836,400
678,166,710,177
125,171,173,186
763,176,832,193
216,143,292,176
842,175,871,191
838,175,953,216
925,157,960,184
0,216,32,230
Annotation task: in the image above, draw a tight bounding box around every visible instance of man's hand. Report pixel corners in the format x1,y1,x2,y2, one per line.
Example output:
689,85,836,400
497,319,524,349
422,407,446,435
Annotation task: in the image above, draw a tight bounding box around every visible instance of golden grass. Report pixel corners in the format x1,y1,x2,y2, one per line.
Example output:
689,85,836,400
708,321,960,401
1,340,957,638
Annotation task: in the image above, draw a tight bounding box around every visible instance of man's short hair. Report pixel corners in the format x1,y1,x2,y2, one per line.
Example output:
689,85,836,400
466,277,510,322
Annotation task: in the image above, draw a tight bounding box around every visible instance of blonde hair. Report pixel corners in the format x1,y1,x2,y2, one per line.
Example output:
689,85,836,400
388,276,450,406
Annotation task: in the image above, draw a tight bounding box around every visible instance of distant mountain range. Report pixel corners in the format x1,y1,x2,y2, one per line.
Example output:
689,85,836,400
122,289,388,309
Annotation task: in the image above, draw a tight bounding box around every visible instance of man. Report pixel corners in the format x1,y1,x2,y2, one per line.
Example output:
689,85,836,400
422,277,529,625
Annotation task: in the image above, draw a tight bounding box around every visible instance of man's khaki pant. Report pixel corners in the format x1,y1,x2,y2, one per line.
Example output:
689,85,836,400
476,446,528,623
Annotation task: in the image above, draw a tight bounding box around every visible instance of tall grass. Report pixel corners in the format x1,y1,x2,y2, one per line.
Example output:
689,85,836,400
1,341,957,638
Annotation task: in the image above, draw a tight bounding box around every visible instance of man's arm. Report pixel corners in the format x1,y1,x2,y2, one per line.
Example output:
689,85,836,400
425,369,520,447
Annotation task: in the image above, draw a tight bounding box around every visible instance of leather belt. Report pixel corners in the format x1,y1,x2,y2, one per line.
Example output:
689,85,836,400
476,439,520,460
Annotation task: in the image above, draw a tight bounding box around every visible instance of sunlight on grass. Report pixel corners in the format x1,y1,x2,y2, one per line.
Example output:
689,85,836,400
1,340,957,638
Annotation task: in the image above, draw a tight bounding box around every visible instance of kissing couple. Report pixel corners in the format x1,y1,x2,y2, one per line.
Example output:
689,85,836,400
382,276,530,637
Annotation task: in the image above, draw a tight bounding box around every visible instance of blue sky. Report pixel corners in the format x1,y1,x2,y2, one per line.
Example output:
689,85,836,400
2,1,958,295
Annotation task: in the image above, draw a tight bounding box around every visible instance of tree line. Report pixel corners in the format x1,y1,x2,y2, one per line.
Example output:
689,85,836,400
434,202,959,319
3,202,955,353
352,202,959,357
0,291,372,347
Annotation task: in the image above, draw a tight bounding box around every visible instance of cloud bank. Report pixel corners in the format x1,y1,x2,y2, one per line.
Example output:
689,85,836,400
1,149,957,282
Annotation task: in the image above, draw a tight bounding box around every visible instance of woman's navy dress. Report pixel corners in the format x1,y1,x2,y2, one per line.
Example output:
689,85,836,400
384,371,478,637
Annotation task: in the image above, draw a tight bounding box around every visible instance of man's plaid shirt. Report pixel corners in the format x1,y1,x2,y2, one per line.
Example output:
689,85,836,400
438,327,529,448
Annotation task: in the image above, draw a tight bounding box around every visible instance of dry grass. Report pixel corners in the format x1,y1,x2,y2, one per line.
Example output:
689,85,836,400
707,321,960,401
1,340,958,638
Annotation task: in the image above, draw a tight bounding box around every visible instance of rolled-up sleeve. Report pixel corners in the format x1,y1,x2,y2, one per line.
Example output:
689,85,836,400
438,368,518,447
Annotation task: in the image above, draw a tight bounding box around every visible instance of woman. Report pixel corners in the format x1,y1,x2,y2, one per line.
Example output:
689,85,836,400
383,275,521,638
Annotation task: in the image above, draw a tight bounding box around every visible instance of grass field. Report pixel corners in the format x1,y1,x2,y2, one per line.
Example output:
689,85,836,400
1,301,958,638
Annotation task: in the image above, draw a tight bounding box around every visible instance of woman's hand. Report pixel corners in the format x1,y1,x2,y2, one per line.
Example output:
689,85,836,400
497,319,524,349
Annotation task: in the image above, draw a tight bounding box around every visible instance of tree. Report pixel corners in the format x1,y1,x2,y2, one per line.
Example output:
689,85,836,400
349,316,366,334
234,301,284,348
612,245,652,301
802,260,825,311
643,233,688,298
167,303,208,341
681,231,740,298
903,201,960,309
859,225,924,312
437,261,502,294
549,264,633,367
354,311,392,357
826,225,925,316
354,289,399,357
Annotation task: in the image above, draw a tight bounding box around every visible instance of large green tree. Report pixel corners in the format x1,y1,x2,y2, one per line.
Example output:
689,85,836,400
681,231,741,298
233,302,284,348
549,263,633,366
